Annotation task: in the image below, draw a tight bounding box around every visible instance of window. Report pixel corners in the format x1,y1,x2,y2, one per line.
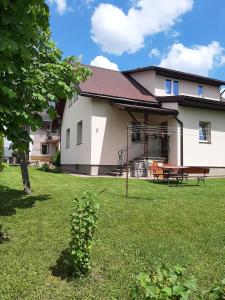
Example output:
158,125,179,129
43,121,51,130
131,121,141,143
77,121,83,145
41,144,49,155
199,122,211,143
173,80,179,96
165,79,179,95
68,92,79,107
198,85,204,97
165,79,172,94
66,128,70,148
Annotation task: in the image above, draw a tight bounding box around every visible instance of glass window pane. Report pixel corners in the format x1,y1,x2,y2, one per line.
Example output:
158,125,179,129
165,80,171,94
198,85,203,97
131,121,141,143
199,122,210,142
173,81,179,96
41,144,48,155
66,129,70,148
77,121,83,145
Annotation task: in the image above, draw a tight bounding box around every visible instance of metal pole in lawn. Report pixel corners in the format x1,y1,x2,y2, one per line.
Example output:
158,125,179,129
126,125,129,198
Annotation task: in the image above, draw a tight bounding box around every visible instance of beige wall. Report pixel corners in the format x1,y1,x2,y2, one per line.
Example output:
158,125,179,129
61,95,92,165
91,99,142,166
129,70,156,95
129,70,220,100
179,106,225,167
155,75,220,100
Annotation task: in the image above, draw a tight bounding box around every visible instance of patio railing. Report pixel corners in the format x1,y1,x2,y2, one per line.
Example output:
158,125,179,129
118,134,169,166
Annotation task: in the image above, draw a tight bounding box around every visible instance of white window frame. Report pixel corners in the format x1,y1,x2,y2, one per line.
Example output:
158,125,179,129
199,121,211,143
165,79,180,95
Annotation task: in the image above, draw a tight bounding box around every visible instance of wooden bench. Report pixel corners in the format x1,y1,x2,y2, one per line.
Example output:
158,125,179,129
186,167,210,185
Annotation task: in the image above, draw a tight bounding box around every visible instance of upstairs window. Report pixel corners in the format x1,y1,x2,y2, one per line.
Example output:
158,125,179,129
199,122,211,143
165,79,172,94
66,128,70,148
198,85,204,97
165,79,179,95
173,80,179,96
77,121,83,145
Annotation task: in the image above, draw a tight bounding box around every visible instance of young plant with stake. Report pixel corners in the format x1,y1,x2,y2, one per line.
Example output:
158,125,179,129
68,192,99,278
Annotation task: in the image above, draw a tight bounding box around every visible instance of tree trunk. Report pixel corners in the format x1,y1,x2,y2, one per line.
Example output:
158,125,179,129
19,151,32,194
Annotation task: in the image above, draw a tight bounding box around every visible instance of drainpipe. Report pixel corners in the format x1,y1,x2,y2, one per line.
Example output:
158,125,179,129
175,115,183,166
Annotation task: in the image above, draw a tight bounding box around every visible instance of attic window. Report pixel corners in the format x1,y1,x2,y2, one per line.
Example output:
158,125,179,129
198,85,204,97
165,79,179,95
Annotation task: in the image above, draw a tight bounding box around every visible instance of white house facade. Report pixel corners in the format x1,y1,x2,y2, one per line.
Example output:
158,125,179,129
60,65,225,176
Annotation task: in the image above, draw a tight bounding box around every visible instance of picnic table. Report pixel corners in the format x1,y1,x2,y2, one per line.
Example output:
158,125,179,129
162,166,189,184
151,165,210,185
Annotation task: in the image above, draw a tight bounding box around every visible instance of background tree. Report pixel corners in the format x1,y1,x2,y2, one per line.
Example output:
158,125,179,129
0,134,3,171
0,1,91,193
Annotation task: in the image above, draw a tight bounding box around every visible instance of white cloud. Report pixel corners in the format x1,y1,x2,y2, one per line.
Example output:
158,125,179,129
149,48,160,58
48,0,67,14
90,56,119,71
91,0,193,55
159,41,225,76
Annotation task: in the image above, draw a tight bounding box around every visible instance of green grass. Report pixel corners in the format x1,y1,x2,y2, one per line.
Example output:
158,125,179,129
1,167,225,299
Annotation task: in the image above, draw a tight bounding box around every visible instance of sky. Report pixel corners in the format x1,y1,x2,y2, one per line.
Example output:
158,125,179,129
48,0,225,80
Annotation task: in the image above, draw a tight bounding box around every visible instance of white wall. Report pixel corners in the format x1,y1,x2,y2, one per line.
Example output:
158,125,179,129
91,99,141,165
61,96,181,169
61,95,92,164
179,106,225,167
155,75,220,100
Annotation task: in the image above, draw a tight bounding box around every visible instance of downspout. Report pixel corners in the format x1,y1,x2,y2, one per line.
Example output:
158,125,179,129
175,115,183,166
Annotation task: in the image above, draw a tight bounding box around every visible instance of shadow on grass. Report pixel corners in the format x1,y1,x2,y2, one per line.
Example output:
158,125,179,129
0,185,51,216
50,248,74,281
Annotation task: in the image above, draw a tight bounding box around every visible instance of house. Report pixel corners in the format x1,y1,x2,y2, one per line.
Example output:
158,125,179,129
3,138,12,163
60,65,225,176
29,106,63,163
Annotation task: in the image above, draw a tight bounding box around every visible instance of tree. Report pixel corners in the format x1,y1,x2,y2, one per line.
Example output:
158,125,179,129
0,134,3,171
0,1,91,193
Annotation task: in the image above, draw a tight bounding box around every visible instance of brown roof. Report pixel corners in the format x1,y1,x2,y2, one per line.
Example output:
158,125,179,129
79,65,157,103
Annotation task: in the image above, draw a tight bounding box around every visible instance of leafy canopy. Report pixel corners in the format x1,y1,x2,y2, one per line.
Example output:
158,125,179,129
0,0,91,150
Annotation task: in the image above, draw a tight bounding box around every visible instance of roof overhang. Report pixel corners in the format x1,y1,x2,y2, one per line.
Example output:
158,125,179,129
111,102,178,116
157,96,225,112
81,91,159,105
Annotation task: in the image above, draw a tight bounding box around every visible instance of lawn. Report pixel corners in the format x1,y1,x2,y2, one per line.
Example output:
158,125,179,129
1,167,225,299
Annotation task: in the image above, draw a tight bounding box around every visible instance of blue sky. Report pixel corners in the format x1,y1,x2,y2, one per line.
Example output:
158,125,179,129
48,0,225,79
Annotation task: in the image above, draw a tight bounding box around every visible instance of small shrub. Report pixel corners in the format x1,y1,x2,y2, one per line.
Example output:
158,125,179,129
41,163,50,172
0,225,9,243
130,265,197,300
67,192,99,278
52,150,61,166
